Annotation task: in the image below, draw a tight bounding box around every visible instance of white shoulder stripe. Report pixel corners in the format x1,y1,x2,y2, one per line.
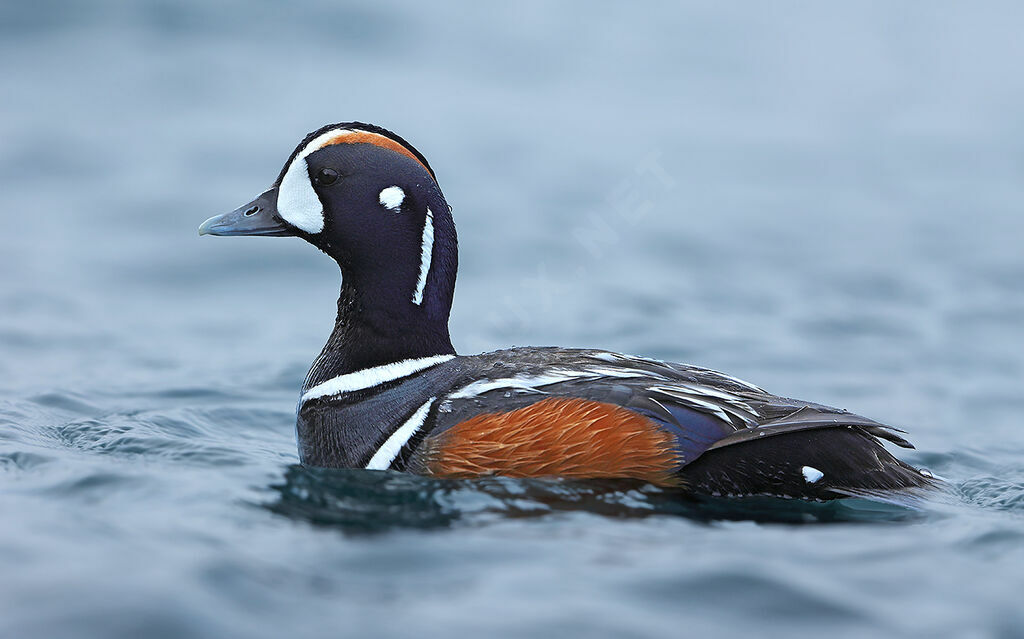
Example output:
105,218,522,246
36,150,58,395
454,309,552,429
412,208,434,305
301,355,454,403
365,398,435,470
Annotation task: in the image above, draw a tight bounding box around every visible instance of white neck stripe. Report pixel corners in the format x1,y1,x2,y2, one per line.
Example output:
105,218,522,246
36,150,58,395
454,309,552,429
365,397,435,470
412,208,435,305
301,355,454,403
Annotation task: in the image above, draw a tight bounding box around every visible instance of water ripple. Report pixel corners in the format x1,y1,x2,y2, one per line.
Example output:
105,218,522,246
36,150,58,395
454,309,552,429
265,466,932,533
959,473,1024,513
47,407,292,467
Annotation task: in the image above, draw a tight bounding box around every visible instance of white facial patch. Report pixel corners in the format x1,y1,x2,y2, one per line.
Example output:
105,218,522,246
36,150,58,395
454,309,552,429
276,128,372,234
379,186,405,212
412,208,435,305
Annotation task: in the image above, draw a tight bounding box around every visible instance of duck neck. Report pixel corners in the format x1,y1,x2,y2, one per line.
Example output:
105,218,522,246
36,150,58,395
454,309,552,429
303,233,457,390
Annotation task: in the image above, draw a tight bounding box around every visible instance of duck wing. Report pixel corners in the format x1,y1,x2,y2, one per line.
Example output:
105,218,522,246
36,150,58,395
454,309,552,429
405,348,934,498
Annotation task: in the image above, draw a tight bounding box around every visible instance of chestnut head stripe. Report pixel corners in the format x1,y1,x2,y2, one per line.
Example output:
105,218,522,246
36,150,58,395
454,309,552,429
277,128,434,234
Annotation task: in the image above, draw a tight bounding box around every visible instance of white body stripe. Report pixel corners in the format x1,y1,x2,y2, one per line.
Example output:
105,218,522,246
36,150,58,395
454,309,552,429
588,351,764,392
412,208,435,305
301,355,454,403
446,368,650,400
589,351,624,364
446,371,588,399
585,366,667,381
651,391,733,425
646,385,760,425
379,186,405,211
686,366,765,392
366,398,435,470
444,366,760,425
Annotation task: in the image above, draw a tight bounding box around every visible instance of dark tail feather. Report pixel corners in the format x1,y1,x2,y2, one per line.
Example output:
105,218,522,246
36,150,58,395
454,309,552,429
676,427,937,500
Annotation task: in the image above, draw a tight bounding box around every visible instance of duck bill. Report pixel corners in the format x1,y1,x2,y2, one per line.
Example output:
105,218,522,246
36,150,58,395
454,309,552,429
198,188,293,237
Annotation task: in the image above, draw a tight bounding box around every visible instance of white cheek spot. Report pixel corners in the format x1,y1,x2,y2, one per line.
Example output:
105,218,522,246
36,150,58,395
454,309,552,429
801,466,824,484
379,186,405,212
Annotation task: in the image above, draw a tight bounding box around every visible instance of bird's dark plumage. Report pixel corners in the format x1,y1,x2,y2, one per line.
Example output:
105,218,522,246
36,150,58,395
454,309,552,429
200,122,936,500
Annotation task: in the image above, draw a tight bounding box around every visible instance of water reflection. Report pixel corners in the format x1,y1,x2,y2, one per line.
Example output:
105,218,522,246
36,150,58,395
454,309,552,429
265,465,931,533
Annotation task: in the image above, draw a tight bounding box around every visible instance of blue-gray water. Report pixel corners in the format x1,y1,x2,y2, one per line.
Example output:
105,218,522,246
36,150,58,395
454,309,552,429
2,2,1023,637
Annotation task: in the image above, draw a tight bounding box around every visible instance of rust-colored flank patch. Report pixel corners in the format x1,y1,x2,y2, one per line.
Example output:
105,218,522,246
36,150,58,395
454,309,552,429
416,397,682,486
321,131,432,177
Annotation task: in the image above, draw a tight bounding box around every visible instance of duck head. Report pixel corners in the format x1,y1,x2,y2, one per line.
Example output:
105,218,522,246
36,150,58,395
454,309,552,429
200,122,458,374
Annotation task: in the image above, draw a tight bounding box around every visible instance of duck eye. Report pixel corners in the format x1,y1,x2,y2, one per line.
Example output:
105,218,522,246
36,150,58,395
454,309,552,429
314,168,339,186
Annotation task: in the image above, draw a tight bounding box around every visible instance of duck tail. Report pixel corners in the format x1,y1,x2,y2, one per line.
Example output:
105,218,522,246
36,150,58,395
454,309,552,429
676,427,939,500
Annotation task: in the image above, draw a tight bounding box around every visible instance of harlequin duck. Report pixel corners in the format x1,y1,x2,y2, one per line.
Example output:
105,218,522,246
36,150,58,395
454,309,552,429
199,122,936,500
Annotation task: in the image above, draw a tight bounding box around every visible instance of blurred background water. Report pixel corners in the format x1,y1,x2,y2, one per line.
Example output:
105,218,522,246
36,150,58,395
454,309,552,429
2,1,1023,637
